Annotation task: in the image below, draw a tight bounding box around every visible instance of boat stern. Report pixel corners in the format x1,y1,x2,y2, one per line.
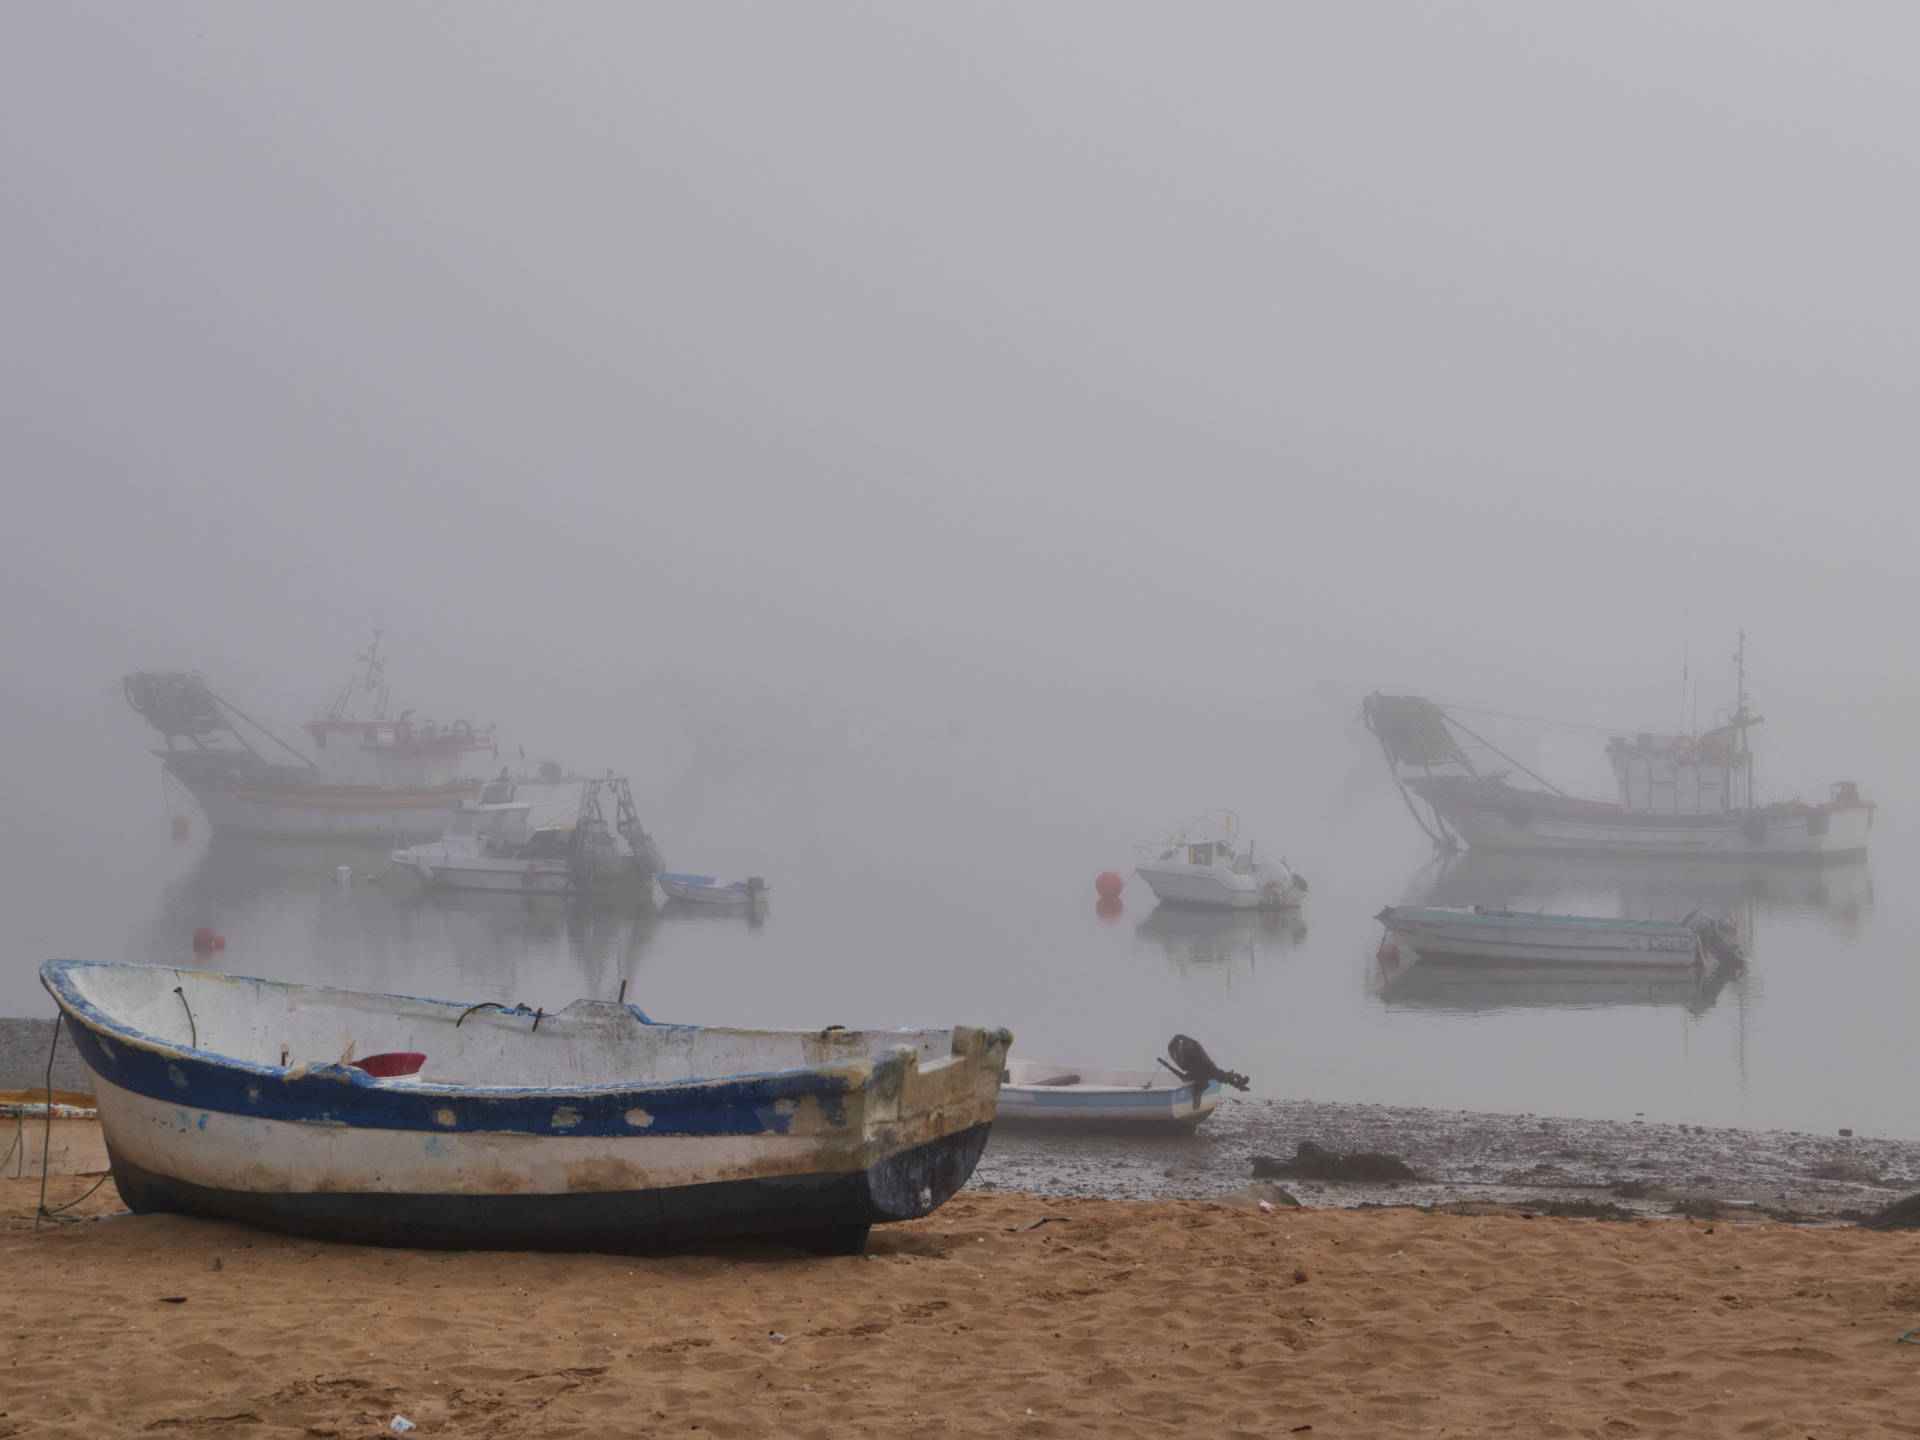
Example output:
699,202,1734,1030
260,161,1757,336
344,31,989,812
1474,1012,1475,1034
848,1024,1011,1222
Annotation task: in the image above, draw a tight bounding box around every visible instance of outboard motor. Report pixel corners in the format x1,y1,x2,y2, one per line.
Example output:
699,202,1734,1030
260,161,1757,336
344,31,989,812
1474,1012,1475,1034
1164,1034,1250,1092
1683,910,1746,968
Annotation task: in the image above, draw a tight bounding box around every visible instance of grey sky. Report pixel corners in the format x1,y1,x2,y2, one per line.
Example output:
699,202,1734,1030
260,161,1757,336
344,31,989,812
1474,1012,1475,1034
3,2,1914,826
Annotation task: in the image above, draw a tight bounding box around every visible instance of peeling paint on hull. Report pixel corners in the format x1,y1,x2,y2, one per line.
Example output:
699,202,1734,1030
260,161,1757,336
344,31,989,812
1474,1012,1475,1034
105,1123,992,1254
42,959,1009,1254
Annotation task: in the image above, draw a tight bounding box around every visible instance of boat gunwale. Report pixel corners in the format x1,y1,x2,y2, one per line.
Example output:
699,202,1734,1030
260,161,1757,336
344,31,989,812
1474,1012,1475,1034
39,959,976,1105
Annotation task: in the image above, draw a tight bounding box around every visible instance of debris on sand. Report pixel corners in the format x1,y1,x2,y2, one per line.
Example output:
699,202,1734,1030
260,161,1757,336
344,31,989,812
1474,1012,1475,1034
1213,1181,1301,1210
1858,1193,1920,1231
1534,1199,1637,1222
1253,1141,1419,1183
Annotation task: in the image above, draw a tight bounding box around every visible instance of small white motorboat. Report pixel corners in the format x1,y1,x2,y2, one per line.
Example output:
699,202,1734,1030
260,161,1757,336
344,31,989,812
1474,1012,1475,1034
1375,904,1742,968
393,775,662,895
655,873,769,906
41,958,1009,1254
995,1035,1247,1131
1132,811,1307,911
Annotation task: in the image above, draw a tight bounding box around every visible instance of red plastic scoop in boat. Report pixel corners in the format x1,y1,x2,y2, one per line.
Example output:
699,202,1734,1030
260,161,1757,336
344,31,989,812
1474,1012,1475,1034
350,1052,426,1078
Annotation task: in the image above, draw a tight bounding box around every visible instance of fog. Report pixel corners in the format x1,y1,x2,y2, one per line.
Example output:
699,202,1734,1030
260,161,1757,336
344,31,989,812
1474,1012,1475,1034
3,6,1915,1127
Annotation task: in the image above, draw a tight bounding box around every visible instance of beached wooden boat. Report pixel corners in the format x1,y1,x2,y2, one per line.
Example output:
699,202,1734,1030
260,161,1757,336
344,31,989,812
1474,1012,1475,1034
996,1060,1224,1130
40,959,1009,1254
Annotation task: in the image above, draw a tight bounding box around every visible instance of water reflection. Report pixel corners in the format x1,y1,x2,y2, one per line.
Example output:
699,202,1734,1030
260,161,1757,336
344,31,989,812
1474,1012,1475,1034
1369,849,1871,1015
658,897,769,930
152,837,661,1004
1375,950,1744,1014
1411,850,1874,930
1134,905,1307,976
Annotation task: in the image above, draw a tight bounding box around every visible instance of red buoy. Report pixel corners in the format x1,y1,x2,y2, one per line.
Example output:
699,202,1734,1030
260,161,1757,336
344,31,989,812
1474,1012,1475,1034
1094,871,1125,901
1095,895,1124,922
1376,939,1401,964
212,935,227,952
192,927,216,953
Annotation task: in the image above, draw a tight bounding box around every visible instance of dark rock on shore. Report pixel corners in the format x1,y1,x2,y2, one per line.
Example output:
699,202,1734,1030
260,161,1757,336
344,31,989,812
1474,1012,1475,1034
1252,1140,1419,1182
1858,1193,1920,1230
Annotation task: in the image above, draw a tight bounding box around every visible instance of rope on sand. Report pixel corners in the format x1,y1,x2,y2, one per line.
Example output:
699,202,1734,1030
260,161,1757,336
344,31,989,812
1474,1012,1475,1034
1899,1326,1920,1346
34,1014,61,1229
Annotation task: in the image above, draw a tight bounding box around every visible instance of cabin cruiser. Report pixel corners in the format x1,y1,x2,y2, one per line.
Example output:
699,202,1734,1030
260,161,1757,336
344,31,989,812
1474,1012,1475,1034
393,776,663,895
1132,812,1308,911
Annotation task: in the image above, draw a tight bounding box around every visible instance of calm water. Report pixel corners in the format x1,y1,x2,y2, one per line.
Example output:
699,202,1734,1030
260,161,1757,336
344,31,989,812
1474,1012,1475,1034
6,733,1911,1141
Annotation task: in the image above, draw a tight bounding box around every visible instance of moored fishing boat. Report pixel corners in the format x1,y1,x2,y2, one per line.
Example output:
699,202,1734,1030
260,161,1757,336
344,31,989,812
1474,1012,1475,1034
1362,635,1874,860
40,959,1010,1254
1374,904,1739,969
123,633,498,839
392,775,664,894
1132,812,1308,911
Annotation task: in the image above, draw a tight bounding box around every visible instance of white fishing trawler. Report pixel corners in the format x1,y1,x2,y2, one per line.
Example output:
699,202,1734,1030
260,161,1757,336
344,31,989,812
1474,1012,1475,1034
392,775,664,895
1362,635,1874,860
123,633,498,839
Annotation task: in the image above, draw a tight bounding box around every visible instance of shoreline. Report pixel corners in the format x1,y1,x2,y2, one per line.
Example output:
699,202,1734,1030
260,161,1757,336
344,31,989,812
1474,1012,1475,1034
9,1007,1916,1223
977,1094,1920,1223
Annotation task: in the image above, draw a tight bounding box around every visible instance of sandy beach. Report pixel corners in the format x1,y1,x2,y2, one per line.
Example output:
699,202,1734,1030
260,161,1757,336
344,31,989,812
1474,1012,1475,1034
8,1130,1920,1439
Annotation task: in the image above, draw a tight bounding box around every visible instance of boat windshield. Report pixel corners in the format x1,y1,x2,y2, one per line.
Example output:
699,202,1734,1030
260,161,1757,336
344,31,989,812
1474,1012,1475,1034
447,808,530,851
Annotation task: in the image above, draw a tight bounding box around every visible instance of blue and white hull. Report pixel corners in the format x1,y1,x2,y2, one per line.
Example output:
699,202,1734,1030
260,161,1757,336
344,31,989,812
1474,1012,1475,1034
655,873,768,906
995,1060,1223,1129
41,960,1009,1253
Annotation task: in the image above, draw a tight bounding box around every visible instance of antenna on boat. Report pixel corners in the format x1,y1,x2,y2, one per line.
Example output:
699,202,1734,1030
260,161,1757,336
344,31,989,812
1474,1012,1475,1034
1733,629,1750,810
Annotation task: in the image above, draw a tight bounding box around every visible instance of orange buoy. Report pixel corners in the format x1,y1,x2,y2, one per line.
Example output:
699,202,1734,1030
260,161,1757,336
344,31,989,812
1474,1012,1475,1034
1094,871,1125,901
171,814,191,842
212,935,227,952
1095,895,1124,922
1376,939,1401,963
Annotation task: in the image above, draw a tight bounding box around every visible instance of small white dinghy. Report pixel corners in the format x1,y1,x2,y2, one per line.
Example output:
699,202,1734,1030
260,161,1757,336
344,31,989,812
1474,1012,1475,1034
40,958,1009,1254
655,873,769,906
995,1036,1248,1131
1132,812,1307,911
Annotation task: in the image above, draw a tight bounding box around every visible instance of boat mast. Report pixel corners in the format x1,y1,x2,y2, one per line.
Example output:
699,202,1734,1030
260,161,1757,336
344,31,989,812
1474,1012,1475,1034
1733,629,1749,811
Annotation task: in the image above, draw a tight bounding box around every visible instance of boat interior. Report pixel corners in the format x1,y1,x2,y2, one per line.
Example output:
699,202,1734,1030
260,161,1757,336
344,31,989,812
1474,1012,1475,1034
52,962,964,1091
1002,1059,1190,1092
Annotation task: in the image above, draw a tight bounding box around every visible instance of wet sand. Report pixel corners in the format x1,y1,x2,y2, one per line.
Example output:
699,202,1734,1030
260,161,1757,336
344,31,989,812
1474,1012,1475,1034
981,1095,1920,1223
9,1164,1920,1438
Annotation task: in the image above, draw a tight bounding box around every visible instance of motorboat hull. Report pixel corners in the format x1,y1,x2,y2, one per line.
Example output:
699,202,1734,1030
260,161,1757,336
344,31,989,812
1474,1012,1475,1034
656,874,768,906
1414,780,1873,860
396,853,648,895
1377,906,1703,969
1133,863,1299,911
995,1062,1223,1130
42,960,1008,1254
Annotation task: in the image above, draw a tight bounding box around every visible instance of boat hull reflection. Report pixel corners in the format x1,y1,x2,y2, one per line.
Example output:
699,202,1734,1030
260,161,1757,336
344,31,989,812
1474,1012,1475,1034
1375,952,1738,1013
